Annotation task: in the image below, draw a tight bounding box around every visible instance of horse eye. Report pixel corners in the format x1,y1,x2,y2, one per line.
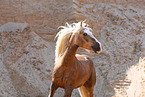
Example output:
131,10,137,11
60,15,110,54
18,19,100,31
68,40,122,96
83,33,87,36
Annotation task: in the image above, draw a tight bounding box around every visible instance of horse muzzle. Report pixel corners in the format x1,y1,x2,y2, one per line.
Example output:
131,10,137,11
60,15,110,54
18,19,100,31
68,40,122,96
91,43,102,54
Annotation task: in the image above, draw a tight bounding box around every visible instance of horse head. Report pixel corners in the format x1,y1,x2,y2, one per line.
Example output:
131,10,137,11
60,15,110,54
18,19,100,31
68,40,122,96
72,22,102,54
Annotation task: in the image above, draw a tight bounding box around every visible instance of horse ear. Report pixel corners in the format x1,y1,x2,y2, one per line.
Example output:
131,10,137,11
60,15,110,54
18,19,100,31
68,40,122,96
80,21,83,27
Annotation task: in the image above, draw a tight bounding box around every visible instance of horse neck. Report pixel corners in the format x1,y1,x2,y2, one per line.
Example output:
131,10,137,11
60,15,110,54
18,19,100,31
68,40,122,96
62,44,78,65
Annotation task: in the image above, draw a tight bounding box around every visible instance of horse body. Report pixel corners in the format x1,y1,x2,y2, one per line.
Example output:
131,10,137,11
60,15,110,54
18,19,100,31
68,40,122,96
48,21,102,97
53,46,94,87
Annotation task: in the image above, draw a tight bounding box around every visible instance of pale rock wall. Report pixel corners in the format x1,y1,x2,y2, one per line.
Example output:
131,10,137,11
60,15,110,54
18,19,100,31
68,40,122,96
0,0,74,42
0,0,145,97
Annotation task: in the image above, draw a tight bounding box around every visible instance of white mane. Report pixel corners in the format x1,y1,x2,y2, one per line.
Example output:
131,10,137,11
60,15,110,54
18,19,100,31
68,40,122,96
55,21,92,63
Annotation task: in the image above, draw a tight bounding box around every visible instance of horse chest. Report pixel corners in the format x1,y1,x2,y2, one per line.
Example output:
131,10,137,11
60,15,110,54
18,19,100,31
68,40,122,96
53,65,78,87
53,63,90,88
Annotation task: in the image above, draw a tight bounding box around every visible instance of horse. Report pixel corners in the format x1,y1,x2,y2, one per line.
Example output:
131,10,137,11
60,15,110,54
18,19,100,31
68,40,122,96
48,21,102,97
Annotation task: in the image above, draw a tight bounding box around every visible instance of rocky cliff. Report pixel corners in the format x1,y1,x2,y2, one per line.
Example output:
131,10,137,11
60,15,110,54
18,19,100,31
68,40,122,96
0,0,145,97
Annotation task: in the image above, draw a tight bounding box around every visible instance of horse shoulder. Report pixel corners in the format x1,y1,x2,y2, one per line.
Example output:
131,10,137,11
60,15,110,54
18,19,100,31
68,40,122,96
76,54,95,75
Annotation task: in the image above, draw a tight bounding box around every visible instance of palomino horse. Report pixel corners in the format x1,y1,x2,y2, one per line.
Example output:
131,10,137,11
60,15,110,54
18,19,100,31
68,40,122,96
48,21,102,97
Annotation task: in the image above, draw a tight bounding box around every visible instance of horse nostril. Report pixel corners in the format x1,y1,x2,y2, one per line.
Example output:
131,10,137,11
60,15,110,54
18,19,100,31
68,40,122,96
97,42,100,50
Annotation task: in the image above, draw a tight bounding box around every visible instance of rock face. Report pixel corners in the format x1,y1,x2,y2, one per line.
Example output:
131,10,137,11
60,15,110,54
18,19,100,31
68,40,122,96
0,0,145,97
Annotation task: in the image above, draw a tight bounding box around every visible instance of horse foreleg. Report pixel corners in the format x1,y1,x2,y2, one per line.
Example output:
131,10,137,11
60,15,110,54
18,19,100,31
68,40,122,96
48,81,58,97
64,86,73,97
88,88,94,97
